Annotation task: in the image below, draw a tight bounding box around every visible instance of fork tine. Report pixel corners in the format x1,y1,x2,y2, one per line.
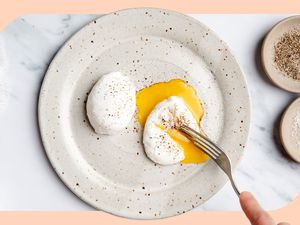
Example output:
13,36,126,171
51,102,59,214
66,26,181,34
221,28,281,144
193,141,218,159
181,125,222,155
196,135,222,155
198,135,222,154
180,126,219,158
193,138,219,158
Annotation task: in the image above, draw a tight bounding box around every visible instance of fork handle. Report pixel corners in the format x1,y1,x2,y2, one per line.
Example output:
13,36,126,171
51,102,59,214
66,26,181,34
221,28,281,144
228,173,240,196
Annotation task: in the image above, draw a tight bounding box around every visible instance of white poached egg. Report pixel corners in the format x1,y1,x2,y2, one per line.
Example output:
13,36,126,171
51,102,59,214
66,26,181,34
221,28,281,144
86,72,136,135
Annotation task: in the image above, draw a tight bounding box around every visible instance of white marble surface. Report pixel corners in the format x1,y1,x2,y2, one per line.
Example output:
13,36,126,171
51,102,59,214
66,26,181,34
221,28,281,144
0,33,8,112
0,14,300,211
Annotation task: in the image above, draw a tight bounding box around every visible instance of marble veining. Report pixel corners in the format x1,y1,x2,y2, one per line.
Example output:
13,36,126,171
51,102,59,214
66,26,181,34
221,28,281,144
0,14,299,211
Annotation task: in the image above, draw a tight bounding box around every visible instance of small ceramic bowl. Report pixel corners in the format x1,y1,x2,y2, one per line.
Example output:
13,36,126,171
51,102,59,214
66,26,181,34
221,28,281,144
280,97,300,163
261,15,300,93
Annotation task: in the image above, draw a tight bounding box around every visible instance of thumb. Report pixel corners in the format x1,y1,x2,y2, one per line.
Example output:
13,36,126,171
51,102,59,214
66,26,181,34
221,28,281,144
240,192,276,225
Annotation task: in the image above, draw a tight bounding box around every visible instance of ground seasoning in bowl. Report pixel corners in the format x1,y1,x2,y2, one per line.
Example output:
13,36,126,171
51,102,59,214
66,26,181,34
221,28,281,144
274,29,300,81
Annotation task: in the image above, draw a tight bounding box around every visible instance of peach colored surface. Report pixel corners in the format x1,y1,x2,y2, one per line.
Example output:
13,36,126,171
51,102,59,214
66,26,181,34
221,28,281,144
1,0,300,224
0,0,300,29
0,195,299,225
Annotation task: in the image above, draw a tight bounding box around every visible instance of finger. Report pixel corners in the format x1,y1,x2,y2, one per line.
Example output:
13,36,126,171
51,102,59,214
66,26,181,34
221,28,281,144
240,192,276,225
278,223,290,225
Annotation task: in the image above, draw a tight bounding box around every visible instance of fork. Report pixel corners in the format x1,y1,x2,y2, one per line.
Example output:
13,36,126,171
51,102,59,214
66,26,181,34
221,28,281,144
180,125,241,196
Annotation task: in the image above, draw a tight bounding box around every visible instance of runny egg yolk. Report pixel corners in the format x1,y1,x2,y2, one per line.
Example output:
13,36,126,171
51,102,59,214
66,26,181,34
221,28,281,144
136,79,209,164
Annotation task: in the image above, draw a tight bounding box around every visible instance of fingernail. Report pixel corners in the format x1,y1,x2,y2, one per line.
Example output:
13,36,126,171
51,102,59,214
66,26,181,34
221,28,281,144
240,191,253,199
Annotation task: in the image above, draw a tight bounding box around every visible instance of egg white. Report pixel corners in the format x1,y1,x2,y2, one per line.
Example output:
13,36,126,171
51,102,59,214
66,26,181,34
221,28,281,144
143,96,200,165
86,72,136,135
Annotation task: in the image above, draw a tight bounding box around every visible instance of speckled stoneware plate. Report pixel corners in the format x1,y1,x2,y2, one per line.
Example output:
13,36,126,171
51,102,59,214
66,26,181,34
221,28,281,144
280,97,300,163
39,8,250,219
262,15,300,93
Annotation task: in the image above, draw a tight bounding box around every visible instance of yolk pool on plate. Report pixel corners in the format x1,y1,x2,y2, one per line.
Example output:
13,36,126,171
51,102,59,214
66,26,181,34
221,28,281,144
136,79,209,164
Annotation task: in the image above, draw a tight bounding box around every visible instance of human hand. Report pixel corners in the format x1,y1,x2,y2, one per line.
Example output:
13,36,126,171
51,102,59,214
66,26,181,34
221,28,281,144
239,192,290,225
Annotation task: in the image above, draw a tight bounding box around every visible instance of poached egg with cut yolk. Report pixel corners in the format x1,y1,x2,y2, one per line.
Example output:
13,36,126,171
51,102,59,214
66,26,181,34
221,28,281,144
136,79,209,165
